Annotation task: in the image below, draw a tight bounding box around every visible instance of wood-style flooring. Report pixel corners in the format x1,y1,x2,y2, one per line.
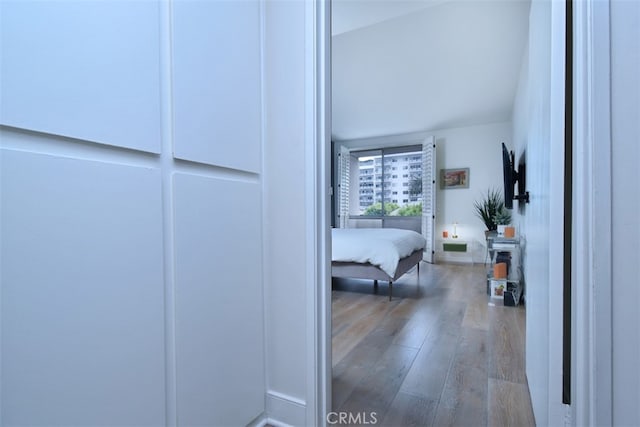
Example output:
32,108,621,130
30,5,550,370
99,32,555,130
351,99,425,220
331,262,535,426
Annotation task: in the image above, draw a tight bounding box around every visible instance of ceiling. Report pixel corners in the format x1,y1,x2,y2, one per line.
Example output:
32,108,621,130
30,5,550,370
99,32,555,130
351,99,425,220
331,0,531,141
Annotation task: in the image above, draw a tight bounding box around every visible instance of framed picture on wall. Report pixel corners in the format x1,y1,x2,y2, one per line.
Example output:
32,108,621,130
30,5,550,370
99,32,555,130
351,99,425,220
440,168,470,189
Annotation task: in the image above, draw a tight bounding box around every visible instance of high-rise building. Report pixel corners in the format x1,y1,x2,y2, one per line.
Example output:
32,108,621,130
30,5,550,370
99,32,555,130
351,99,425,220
356,150,422,215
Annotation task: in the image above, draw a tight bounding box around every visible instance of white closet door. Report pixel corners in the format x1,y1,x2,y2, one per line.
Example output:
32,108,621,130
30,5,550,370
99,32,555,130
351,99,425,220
338,145,350,228
422,136,436,263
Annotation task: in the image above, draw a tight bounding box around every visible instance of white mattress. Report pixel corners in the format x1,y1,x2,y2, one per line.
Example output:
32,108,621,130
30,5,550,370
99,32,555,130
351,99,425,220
331,228,426,277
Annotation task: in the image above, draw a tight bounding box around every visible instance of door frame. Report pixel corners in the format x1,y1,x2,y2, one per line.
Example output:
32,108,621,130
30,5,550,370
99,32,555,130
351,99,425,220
571,0,613,424
305,0,332,425
306,0,616,424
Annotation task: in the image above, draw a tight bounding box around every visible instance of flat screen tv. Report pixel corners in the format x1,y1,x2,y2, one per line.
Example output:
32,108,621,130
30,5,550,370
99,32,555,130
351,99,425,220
502,143,514,209
502,142,529,209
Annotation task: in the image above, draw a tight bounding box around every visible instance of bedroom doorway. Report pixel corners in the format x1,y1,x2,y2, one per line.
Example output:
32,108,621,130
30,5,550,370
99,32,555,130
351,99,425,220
323,0,560,422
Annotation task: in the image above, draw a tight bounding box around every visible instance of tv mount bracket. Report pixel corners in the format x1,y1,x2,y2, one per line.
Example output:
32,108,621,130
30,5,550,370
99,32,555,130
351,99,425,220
514,192,530,203
510,150,530,204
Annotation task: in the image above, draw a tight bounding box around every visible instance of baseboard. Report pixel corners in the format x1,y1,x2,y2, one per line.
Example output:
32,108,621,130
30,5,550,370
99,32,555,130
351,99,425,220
265,390,307,427
245,391,307,427
247,415,292,427
246,413,268,427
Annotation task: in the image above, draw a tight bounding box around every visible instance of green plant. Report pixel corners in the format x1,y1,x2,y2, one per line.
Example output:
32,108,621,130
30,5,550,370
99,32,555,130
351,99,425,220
493,206,512,225
473,188,504,231
396,203,422,216
364,202,399,216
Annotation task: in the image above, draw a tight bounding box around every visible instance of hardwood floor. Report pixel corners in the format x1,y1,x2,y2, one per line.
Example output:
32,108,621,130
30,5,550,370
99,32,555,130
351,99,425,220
331,263,535,426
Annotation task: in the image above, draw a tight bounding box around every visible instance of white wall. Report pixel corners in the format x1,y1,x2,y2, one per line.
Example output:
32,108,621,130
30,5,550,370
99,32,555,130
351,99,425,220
511,7,551,423
432,122,511,261
511,0,566,425
1,1,266,425
610,0,640,424
334,121,511,263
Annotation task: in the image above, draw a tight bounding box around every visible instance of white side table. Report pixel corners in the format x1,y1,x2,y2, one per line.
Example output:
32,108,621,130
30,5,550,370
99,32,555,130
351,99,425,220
438,239,474,264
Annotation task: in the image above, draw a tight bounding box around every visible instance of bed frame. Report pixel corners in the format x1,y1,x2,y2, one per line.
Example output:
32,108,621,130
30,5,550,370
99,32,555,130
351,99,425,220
331,249,423,301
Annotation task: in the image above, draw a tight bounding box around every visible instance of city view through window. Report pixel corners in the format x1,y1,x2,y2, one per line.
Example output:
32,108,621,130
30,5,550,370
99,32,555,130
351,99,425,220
356,149,422,216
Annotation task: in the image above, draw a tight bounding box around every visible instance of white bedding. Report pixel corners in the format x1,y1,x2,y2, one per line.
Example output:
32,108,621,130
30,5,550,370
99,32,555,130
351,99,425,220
331,228,426,277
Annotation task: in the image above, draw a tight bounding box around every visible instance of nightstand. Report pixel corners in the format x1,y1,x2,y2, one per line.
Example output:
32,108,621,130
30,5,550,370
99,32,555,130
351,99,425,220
438,239,474,264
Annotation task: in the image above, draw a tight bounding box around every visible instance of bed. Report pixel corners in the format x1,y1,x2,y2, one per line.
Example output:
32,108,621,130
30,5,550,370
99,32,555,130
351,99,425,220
331,228,426,300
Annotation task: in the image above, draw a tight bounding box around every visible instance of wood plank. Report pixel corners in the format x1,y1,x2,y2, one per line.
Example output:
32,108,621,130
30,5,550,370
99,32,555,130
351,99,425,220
462,292,490,331
514,305,526,345
392,293,446,349
332,343,384,410
356,311,411,350
488,378,536,427
443,327,489,396
444,267,473,302
432,327,489,426
338,344,418,418
332,293,382,338
399,301,466,399
332,297,400,365
333,306,412,409
462,276,489,331
331,290,362,313
380,392,438,427
431,388,488,427
391,313,437,350
387,296,422,319
332,289,377,316
488,304,527,383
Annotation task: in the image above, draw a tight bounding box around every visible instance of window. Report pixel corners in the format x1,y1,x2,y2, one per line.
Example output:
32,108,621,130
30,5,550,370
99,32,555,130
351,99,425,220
338,136,436,261
352,145,423,217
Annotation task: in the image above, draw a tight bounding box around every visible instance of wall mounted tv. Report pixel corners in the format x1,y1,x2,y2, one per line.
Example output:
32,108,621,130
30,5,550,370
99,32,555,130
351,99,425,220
502,142,530,209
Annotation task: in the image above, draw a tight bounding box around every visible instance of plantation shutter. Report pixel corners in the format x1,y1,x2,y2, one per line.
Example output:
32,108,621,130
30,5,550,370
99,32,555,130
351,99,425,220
338,146,350,228
422,137,436,263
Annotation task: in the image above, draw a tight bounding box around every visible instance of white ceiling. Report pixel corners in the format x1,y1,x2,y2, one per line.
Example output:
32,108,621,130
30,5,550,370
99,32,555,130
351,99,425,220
331,0,531,141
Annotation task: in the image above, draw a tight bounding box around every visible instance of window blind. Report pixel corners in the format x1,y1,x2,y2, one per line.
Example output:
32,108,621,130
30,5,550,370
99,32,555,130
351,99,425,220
338,146,350,228
421,137,436,263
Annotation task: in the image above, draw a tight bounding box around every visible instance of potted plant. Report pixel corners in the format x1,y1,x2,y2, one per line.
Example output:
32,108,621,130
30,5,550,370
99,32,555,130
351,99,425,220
493,206,512,236
473,188,503,233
